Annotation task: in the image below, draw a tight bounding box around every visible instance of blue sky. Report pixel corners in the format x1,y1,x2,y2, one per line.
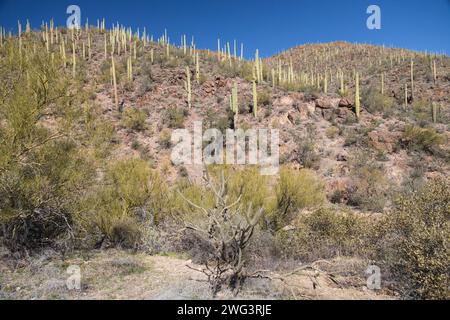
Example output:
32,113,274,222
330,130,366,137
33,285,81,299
0,0,449,57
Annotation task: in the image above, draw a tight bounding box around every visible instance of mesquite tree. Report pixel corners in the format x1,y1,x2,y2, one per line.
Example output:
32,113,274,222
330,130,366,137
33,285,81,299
179,171,264,296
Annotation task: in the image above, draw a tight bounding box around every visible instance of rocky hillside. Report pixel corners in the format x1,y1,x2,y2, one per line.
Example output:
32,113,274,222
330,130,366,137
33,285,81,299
0,23,449,300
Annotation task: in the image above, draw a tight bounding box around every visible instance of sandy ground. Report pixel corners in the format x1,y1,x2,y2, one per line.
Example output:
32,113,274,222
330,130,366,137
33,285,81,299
0,249,394,300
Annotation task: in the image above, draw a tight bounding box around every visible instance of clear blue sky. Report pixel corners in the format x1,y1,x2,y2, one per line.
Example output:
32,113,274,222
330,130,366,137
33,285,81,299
0,0,449,57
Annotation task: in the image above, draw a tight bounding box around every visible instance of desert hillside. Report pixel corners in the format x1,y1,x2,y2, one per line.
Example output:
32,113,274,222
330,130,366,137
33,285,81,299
0,22,448,300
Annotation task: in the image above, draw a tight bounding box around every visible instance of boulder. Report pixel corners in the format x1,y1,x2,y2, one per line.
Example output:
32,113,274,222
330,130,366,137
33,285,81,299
338,98,353,108
315,97,339,109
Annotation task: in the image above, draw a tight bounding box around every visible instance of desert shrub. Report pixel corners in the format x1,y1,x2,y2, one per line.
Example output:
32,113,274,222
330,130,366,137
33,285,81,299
0,45,95,252
361,87,394,113
272,167,325,229
203,108,232,133
325,126,339,139
109,217,142,249
348,153,390,212
177,172,264,295
209,166,274,213
401,125,445,154
158,129,172,149
258,90,272,107
170,179,215,220
292,124,320,169
122,108,147,131
164,106,188,129
379,178,449,299
276,208,369,261
83,158,168,247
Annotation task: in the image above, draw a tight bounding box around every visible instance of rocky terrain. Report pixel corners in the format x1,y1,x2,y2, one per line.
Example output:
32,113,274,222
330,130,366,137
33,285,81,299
0,23,448,300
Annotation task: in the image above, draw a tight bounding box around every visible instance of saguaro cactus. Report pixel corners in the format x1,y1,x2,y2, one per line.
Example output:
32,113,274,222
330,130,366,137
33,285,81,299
432,102,438,123
72,43,76,78
127,56,133,81
433,60,437,84
252,80,258,118
410,59,414,99
231,82,238,115
111,55,119,109
404,84,408,110
255,49,260,83
195,53,200,83
185,66,192,108
355,72,360,120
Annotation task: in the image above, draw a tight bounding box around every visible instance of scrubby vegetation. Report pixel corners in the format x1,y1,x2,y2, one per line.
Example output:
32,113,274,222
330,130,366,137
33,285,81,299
0,21,448,300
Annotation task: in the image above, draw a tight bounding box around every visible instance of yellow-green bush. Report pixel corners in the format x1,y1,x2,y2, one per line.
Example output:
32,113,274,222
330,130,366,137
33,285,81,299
83,158,168,247
122,108,147,131
276,208,369,261
380,178,449,299
348,153,390,211
272,167,325,229
401,125,445,154
0,41,95,251
164,106,188,129
361,87,394,113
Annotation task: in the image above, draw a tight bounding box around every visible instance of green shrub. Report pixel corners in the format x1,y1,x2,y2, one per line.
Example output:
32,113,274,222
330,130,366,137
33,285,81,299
84,158,168,246
380,178,449,299
292,124,320,169
272,166,325,229
159,129,172,149
325,126,339,139
401,125,445,154
276,208,369,261
258,90,272,107
122,108,147,131
164,106,188,129
348,153,390,212
0,44,95,251
361,87,394,113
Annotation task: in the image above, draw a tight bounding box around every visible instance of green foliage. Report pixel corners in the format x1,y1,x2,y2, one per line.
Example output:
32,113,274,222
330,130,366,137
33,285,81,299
361,86,394,113
292,124,320,169
325,126,339,139
257,89,272,107
348,153,390,212
381,178,449,299
158,129,172,149
84,158,168,247
276,208,369,261
401,125,445,153
122,108,147,131
0,40,98,251
164,106,188,129
272,166,325,229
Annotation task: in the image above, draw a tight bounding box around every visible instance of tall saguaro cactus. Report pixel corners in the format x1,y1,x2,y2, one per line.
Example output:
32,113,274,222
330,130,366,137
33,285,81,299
185,66,192,108
111,55,119,109
231,82,238,115
72,43,76,78
404,84,408,110
410,59,414,99
433,60,437,84
195,53,200,83
355,72,360,120
252,80,258,118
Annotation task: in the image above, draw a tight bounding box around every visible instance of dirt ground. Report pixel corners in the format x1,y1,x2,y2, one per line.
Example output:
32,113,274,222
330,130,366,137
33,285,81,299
0,248,394,300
